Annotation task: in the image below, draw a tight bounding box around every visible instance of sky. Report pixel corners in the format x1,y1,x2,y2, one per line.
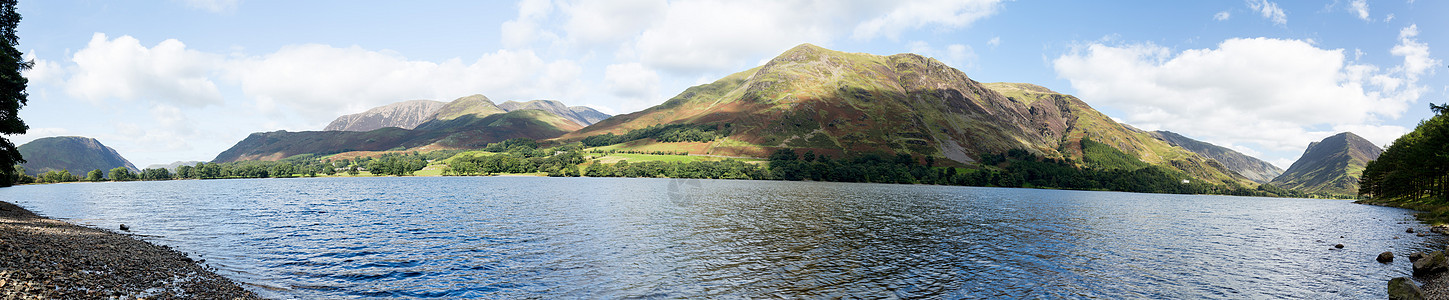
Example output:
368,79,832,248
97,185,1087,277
10,0,1447,169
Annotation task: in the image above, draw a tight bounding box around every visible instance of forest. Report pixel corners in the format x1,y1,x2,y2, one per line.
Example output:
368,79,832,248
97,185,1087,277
1358,103,1449,222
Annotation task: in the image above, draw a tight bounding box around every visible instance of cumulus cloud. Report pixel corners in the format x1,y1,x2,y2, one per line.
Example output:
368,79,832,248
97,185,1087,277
604,63,660,109
500,0,558,48
1214,11,1231,21
908,41,978,70
851,0,1004,40
20,53,63,86
1246,0,1286,25
505,0,1004,75
1053,31,1433,154
988,37,1001,48
1391,25,1439,82
229,44,586,121
64,33,224,107
1349,0,1370,21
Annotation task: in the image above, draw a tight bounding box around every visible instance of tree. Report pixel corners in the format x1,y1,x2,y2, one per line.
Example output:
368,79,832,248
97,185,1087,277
86,169,104,181
108,167,135,181
0,0,27,187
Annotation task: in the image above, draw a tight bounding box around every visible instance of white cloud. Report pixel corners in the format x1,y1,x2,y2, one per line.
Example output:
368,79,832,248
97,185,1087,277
20,53,63,86
1349,0,1370,21
1246,0,1287,25
229,44,573,122
1385,13,1395,22
1214,11,1231,21
908,41,978,70
560,0,667,45
1053,34,1430,154
178,0,242,13
851,0,1004,40
987,37,1001,48
603,63,660,110
509,0,1003,76
1391,24,1439,82
8,127,69,146
64,33,224,107
500,0,558,48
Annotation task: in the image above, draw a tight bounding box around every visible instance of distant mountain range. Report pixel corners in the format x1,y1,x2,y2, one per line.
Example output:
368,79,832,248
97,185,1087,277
1146,131,1284,183
325,100,448,131
498,100,610,127
144,161,202,172
208,43,1399,191
213,95,590,162
17,136,137,176
1271,132,1383,195
324,98,610,132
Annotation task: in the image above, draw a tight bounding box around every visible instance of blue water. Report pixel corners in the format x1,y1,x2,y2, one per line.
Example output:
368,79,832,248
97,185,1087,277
0,176,1440,298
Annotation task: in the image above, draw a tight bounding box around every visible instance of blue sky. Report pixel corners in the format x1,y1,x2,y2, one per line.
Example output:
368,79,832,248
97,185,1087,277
12,0,1446,169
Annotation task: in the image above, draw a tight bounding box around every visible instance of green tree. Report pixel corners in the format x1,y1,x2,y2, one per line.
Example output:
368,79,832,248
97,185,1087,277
108,167,136,181
0,0,28,187
85,169,104,181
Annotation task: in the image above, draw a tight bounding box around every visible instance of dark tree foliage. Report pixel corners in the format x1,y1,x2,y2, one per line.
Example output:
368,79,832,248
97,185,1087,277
1360,103,1449,203
0,0,27,187
764,147,1287,196
581,124,728,147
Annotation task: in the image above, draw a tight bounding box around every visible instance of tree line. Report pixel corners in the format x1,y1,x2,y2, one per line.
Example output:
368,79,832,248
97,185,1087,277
580,124,728,147
1359,103,1449,217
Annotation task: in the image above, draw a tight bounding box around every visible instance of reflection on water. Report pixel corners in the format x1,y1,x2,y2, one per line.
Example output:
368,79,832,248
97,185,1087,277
1,177,1441,298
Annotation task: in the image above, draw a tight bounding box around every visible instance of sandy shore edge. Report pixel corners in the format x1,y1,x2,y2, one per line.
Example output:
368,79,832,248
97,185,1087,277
0,200,260,299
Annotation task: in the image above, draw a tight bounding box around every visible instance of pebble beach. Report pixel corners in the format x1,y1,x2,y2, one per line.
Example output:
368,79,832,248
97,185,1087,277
0,200,258,299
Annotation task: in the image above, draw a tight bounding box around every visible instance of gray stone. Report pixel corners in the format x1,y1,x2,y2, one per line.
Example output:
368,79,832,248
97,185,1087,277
1413,251,1449,276
1388,277,1425,300
1379,251,1395,263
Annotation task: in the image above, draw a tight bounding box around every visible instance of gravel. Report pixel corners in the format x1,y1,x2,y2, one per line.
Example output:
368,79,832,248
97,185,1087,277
0,200,260,299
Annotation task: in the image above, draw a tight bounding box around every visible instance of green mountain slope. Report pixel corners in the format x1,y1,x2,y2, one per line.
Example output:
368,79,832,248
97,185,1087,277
1147,130,1284,183
213,96,582,163
17,136,137,175
1272,132,1383,195
564,44,1248,185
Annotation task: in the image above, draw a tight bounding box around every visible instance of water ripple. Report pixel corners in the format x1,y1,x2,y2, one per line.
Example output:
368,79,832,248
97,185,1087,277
1,177,1443,298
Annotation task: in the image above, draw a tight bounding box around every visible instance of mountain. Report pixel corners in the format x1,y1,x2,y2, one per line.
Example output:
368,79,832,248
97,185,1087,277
569,107,612,125
1146,131,1284,183
16,136,137,176
324,100,447,131
213,95,581,162
144,161,203,172
1271,132,1383,195
498,100,611,126
562,43,1247,185
432,94,507,120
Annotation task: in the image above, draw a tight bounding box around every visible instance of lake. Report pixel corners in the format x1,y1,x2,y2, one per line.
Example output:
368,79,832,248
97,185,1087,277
0,176,1440,298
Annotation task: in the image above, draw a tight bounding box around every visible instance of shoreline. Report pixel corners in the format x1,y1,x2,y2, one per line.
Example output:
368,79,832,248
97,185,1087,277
0,200,259,299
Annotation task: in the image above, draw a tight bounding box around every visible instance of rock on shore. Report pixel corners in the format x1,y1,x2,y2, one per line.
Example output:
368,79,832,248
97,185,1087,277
0,200,259,299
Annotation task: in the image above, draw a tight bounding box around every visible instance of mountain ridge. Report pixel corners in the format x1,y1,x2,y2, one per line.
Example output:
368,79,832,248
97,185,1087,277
1271,132,1382,195
17,136,138,176
561,43,1249,185
1145,130,1284,183
324,100,447,132
214,95,582,162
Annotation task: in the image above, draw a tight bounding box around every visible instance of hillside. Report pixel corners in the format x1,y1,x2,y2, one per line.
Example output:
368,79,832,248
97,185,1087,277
17,137,137,176
562,44,1248,185
213,96,581,163
1147,131,1284,183
324,100,447,131
1271,132,1383,195
498,100,611,126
